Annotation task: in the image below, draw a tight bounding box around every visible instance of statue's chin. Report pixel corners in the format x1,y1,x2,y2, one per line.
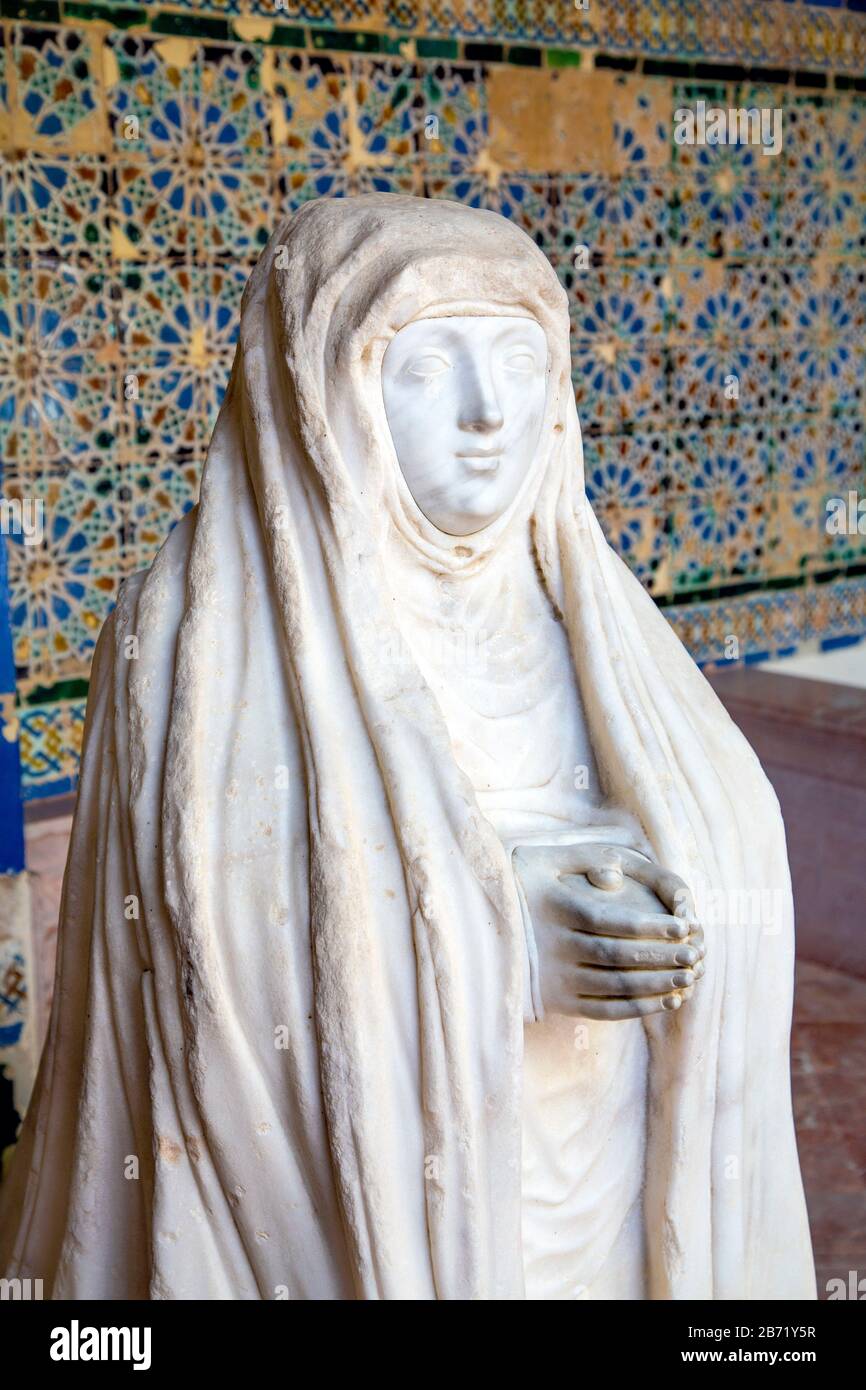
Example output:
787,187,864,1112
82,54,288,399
431,516,499,538
422,501,509,538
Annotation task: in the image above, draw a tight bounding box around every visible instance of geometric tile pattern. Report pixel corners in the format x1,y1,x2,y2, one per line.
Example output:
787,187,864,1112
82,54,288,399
665,576,866,668
2,3,866,793
18,695,86,800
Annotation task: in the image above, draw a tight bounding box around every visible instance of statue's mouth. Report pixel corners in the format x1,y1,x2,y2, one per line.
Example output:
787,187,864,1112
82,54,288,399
458,450,502,473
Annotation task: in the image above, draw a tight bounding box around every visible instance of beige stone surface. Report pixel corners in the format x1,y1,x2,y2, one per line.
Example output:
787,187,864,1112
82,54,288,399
487,68,671,175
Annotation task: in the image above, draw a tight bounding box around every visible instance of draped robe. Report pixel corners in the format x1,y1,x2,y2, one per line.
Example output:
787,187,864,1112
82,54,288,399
0,194,815,1300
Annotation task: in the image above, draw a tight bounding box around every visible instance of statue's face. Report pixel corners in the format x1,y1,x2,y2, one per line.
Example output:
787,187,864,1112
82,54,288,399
382,315,547,536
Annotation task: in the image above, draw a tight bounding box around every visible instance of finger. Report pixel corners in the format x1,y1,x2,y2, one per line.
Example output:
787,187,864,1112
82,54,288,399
572,934,702,969
550,879,689,939
611,849,696,918
575,993,686,1021
688,923,706,956
580,903,690,941
573,966,695,998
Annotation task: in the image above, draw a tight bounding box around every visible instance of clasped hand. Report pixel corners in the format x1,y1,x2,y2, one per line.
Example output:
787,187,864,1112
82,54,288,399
513,842,705,1020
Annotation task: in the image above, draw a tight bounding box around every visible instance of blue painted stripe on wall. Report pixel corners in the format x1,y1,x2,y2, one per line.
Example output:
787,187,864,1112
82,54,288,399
21,775,76,803
0,533,26,874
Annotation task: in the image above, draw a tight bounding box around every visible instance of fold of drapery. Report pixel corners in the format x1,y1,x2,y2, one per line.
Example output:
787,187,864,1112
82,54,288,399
1,195,814,1299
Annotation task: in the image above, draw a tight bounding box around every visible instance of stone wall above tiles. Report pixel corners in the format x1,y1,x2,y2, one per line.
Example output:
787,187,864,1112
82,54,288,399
2,0,866,797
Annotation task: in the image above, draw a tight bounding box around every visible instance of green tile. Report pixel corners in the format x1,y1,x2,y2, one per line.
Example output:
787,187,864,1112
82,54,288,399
507,46,542,68
150,11,230,41
22,678,90,709
63,1,146,25
546,48,582,70
3,0,60,20
310,29,382,54
267,23,306,49
464,42,504,63
417,38,459,60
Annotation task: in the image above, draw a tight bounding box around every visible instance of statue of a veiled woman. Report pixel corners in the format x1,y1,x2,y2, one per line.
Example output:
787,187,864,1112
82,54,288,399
0,195,814,1300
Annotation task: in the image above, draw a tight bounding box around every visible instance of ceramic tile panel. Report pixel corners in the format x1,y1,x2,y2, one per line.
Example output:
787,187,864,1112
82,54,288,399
7,458,122,688
1,1,865,797
18,695,85,798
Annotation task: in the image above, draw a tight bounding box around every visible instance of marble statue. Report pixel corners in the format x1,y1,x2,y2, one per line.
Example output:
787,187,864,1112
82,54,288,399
0,194,815,1300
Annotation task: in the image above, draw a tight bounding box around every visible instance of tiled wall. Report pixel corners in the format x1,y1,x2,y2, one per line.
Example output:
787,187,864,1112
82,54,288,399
2,0,866,798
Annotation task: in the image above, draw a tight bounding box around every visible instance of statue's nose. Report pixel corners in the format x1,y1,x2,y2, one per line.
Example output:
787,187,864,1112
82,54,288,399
458,365,503,433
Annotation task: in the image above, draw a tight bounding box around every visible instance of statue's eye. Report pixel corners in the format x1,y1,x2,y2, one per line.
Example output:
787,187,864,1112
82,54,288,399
406,353,451,378
504,349,538,374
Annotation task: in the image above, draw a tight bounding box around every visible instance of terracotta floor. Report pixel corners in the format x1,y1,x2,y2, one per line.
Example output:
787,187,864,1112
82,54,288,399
792,958,866,1298
22,817,866,1299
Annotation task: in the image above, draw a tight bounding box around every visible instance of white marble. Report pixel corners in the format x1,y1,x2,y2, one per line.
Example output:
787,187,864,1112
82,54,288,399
382,316,547,535
0,194,815,1300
